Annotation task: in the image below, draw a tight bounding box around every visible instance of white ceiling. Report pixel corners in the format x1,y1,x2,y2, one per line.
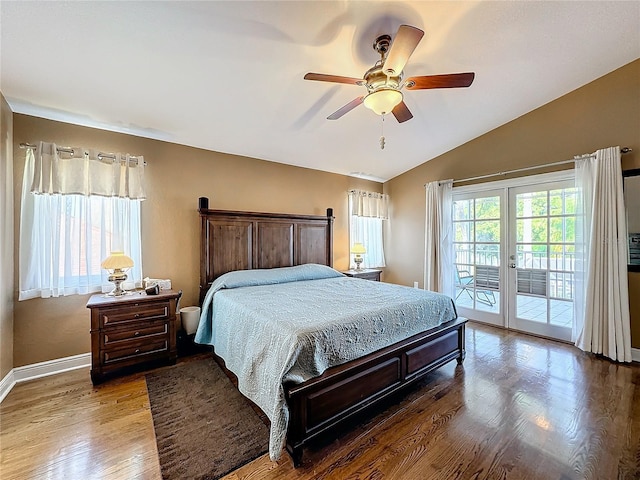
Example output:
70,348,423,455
2,1,639,182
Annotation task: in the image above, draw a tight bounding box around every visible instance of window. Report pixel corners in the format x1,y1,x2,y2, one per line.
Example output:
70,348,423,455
19,143,145,300
348,190,388,268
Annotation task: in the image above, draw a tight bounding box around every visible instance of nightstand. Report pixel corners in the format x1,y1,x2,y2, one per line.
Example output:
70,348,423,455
86,289,180,384
342,268,382,281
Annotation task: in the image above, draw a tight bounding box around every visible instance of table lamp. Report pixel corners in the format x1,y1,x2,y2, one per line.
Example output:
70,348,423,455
350,243,366,270
101,251,134,296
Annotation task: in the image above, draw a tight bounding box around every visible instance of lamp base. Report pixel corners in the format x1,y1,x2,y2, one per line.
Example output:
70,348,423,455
354,256,363,270
106,270,128,296
105,287,132,297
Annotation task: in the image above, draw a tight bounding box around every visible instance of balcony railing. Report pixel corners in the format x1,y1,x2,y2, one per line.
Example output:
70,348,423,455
454,249,575,301
454,249,575,271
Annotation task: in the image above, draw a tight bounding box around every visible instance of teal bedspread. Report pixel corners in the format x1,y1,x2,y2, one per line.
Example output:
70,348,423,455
195,264,457,460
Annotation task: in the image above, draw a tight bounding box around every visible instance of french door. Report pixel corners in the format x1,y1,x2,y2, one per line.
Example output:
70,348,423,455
453,189,505,327
507,181,576,341
453,172,576,341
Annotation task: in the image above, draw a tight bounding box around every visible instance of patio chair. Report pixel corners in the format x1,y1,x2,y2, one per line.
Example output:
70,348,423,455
455,266,496,307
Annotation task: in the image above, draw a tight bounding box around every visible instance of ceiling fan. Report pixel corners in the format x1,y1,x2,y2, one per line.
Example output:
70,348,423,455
304,25,475,123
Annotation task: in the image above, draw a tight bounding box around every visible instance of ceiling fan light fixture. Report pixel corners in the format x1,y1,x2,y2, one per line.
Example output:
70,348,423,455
363,89,402,116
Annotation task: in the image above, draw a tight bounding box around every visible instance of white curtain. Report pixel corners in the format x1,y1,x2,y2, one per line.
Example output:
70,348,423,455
349,189,389,219
29,142,146,198
348,190,388,268
574,146,631,362
424,180,454,297
19,143,144,300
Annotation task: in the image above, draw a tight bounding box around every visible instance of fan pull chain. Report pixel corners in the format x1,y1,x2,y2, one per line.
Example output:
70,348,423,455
380,115,386,150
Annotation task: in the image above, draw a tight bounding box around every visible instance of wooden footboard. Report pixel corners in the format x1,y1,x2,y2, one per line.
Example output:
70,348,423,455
284,317,467,466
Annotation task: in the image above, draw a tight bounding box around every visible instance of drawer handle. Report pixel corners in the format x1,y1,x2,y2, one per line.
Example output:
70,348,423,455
135,349,140,354
134,331,140,337
134,313,140,319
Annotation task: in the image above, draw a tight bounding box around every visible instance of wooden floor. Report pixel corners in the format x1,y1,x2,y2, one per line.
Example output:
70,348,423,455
1,322,639,479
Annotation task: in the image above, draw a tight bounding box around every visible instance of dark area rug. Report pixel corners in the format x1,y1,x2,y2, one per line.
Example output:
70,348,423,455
146,357,269,480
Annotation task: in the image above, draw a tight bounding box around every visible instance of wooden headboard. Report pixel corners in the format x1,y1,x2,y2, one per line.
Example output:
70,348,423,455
198,197,334,302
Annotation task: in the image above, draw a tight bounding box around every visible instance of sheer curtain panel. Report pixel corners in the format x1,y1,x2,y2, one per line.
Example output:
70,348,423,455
574,146,631,362
424,180,454,296
348,190,389,269
19,142,144,300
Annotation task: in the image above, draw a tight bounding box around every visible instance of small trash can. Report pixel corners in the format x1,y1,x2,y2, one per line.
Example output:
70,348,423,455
180,306,201,335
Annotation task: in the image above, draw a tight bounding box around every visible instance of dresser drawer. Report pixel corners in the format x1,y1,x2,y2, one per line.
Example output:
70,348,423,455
100,301,169,327
103,337,169,364
103,321,168,347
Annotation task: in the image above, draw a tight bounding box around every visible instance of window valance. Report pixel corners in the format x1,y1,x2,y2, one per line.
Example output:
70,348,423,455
28,141,146,199
348,189,389,219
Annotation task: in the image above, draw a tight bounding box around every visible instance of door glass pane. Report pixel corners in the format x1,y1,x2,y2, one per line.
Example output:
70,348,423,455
476,220,500,242
517,294,548,323
475,196,500,220
454,199,472,221
455,265,474,309
476,244,500,266
549,243,576,272
516,268,547,296
455,243,474,264
517,218,548,242
549,245,575,271
517,244,548,269
550,299,573,327
564,217,575,243
550,272,574,299
550,188,577,215
516,191,548,217
549,217,575,243
455,222,474,242
550,217,564,242
476,290,499,313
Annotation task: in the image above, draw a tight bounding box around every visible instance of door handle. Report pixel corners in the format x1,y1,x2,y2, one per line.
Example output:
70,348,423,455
509,263,516,268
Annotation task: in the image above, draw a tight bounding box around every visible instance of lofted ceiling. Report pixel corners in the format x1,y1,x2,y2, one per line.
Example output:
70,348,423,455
1,1,639,183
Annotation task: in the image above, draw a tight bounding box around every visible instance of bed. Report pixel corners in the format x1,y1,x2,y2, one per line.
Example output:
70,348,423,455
195,199,467,466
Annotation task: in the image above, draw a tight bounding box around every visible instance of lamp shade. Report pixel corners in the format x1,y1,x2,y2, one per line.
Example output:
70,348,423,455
101,251,134,270
363,89,402,115
350,243,367,255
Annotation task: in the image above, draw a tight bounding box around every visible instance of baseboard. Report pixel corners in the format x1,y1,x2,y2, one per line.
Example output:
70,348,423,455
632,348,640,363
13,352,91,383
0,353,91,403
0,369,16,404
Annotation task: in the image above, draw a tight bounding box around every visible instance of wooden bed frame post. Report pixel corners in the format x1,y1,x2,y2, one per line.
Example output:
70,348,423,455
326,207,333,270
457,322,466,365
285,407,305,467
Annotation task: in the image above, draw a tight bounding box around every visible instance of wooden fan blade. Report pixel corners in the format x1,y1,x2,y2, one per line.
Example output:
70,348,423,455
392,101,413,123
304,73,363,85
405,72,475,90
383,25,424,76
327,96,364,120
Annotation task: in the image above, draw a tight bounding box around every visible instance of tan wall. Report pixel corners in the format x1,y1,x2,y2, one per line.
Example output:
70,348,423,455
12,115,381,366
384,59,640,347
1,94,14,379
